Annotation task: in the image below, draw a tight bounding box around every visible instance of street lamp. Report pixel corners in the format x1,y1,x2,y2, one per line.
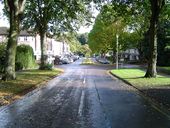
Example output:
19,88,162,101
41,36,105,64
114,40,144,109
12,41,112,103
116,34,119,69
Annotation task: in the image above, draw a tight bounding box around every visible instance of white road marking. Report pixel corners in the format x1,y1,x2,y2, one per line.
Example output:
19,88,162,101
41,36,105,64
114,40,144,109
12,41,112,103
83,77,86,84
78,90,85,116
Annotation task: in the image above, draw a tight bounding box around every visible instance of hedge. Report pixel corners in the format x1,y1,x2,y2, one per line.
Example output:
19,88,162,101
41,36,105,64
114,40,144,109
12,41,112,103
0,43,36,72
16,44,36,70
0,43,6,73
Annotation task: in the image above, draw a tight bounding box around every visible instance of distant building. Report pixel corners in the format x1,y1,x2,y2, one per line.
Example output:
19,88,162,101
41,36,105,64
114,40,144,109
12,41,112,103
106,48,139,61
0,27,70,62
0,27,8,42
122,48,139,61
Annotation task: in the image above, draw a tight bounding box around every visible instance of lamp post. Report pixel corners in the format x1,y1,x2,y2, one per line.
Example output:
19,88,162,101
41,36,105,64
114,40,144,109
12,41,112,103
116,34,119,69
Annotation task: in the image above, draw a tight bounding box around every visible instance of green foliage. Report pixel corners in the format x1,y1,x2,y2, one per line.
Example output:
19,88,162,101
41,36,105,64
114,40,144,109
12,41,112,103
16,44,36,70
77,33,88,45
65,33,81,53
23,0,92,34
0,43,6,73
80,44,92,57
140,20,170,65
22,0,93,68
157,20,170,66
39,63,53,70
165,46,170,51
15,62,24,71
88,7,139,55
55,32,91,56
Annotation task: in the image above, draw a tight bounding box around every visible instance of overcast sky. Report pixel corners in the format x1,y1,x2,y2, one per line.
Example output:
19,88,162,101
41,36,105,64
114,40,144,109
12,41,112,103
0,3,9,27
0,3,99,33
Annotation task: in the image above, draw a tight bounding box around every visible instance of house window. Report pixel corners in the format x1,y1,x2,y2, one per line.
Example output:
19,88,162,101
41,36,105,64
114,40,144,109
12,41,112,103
24,36,27,41
35,37,37,51
50,41,52,50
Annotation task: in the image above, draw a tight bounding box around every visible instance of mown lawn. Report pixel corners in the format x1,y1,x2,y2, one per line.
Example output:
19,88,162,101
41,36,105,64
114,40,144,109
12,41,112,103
159,66,170,71
158,66,170,75
0,69,63,105
111,69,170,88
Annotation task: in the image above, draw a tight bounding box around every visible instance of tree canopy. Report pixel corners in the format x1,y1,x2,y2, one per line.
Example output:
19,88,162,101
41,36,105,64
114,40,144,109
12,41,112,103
88,5,140,55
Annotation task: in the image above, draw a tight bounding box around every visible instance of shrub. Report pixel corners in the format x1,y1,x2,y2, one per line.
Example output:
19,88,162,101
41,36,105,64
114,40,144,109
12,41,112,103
39,63,53,70
0,43,36,72
15,62,23,71
16,44,36,70
0,43,6,73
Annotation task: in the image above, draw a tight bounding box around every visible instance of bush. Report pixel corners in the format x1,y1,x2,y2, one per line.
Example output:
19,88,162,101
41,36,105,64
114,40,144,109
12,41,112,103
16,44,36,70
15,62,23,71
0,44,36,72
0,43,6,73
39,63,53,70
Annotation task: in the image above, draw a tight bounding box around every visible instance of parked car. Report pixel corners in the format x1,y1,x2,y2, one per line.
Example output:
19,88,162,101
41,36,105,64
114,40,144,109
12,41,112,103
96,56,110,64
71,55,79,61
54,55,63,65
100,58,110,64
60,57,70,64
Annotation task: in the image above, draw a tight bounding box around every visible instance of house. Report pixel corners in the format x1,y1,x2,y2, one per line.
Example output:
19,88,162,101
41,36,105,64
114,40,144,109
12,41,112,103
122,48,139,61
0,27,8,42
0,27,70,63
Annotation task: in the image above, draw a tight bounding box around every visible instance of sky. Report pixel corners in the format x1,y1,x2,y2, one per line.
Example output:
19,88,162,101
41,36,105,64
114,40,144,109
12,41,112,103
78,11,98,34
0,3,9,27
0,3,99,33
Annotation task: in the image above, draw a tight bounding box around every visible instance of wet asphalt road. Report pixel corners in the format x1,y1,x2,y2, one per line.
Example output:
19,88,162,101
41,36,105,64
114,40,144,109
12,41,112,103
0,59,170,128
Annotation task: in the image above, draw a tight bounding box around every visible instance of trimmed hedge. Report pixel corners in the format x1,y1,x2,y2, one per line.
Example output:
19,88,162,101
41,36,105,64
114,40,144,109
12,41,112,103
0,43,6,73
16,44,36,70
0,43,36,72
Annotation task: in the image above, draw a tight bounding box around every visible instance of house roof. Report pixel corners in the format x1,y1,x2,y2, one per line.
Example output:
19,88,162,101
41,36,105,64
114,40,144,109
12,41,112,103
20,30,35,36
0,27,8,35
0,27,35,36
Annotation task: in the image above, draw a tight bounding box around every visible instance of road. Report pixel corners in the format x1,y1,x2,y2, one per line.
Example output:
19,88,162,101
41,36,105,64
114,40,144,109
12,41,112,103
0,59,170,128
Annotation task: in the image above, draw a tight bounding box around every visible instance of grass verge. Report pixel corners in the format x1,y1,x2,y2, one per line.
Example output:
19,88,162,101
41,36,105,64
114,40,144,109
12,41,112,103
0,69,63,106
157,66,170,75
111,69,170,88
111,69,170,116
81,58,94,65
159,66,170,71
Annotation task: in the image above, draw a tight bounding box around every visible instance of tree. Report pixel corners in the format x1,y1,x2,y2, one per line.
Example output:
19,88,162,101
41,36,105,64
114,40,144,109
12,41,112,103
80,44,92,57
141,19,170,66
77,33,88,45
22,0,91,69
3,0,26,80
105,0,168,77
88,5,138,62
145,0,165,77
56,33,82,54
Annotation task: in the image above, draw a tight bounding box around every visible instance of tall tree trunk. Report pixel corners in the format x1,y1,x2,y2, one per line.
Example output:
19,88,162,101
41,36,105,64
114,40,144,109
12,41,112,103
145,12,158,77
3,3,19,80
145,0,164,78
2,0,26,80
39,31,47,69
